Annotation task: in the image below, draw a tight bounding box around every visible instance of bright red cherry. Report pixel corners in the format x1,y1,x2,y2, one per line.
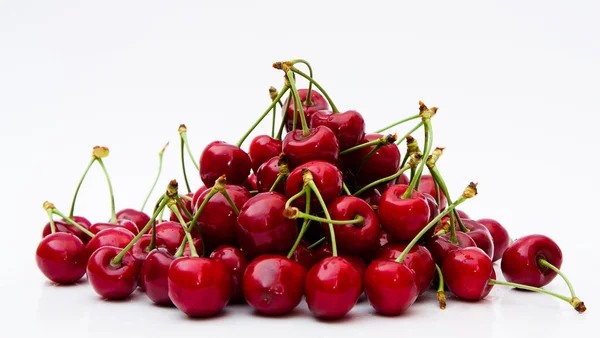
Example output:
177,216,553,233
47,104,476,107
283,89,329,132
36,233,87,284
85,227,135,259
501,234,562,287
248,135,282,173
42,217,92,245
417,175,447,210
427,232,477,266
256,156,285,194
86,246,141,299
344,134,400,188
457,219,494,259
282,126,340,169
378,243,435,295
478,218,510,262
364,260,419,316
131,234,168,262
116,209,150,232
378,184,430,242
89,220,139,236
199,141,251,187
182,238,205,258
141,248,175,305
152,221,185,255
310,110,366,151
210,245,249,303
285,160,343,211
442,247,495,301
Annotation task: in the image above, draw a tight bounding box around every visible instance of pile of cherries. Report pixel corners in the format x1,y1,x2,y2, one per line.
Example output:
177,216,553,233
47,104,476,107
36,60,586,319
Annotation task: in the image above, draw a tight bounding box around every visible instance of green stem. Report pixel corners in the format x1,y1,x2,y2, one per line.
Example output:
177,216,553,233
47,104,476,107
96,158,117,223
271,106,276,138
396,122,424,146
170,205,199,257
294,210,364,225
180,194,192,201
276,92,293,140
148,194,165,251
340,135,392,156
307,180,337,256
375,114,420,134
141,145,167,212
51,209,95,238
285,188,307,209
237,86,289,147
269,174,285,192
435,264,446,310
403,119,433,199
287,190,311,258
181,131,199,171
292,95,298,131
286,70,309,136
175,195,194,220
291,59,314,106
68,158,96,218
307,237,326,250
538,259,578,300
189,188,219,228
342,182,351,195
220,190,240,215
429,167,468,233
353,164,411,197
291,66,338,113
46,209,57,234
180,135,192,193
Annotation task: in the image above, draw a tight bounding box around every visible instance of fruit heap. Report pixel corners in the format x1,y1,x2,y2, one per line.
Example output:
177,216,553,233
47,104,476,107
36,59,586,318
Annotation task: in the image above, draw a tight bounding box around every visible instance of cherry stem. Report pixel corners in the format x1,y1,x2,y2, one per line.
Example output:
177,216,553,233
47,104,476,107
375,114,420,134
287,189,311,259
488,279,586,313
306,180,338,256
290,209,364,225
141,143,168,212
180,130,199,171
396,122,424,146
353,163,411,197
46,209,57,234
340,134,396,156
342,183,351,195
180,194,192,201
220,190,240,215
170,204,199,258
271,105,276,138
429,166,468,233
237,86,289,148
269,174,286,192
292,95,299,131
435,264,446,310
180,135,192,193
276,92,293,140
68,157,96,219
307,237,326,250
290,59,314,106
95,158,117,224
175,196,194,220
538,259,579,300
403,119,433,199
286,70,310,136
189,187,219,229
148,194,166,251
48,209,92,238
285,188,307,210
291,66,338,113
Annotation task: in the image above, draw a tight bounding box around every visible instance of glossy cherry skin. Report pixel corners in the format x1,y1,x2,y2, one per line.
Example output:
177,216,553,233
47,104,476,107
362,230,395,262
423,193,440,222
199,141,251,187
427,232,477,266
378,243,435,295
86,246,141,299
116,209,150,232
89,220,139,236
305,256,362,319
378,184,430,242
248,135,282,173
312,242,333,262
417,175,447,210
242,255,306,315
283,88,329,132
191,186,209,212
141,248,175,305
478,218,510,262
345,133,401,188
322,196,379,255
210,245,249,303
42,216,92,245
244,174,258,191
85,227,135,259
131,234,168,262
290,243,316,271
168,257,232,317
152,221,185,255
285,160,343,211
398,173,409,185
169,193,194,224
36,233,87,284
236,192,298,259
458,219,494,259
282,126,340,169
310,110,365,151
256,156,285,194
361,187,382,207
442,247,495,301
364,260,419,316
501,234,562,287
183,238,205,258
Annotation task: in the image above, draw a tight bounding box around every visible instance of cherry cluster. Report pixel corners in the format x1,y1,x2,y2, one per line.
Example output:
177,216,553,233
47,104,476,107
36,60,585,319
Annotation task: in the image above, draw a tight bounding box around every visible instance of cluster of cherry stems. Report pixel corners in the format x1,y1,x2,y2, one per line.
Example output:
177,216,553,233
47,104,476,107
36,60,585,319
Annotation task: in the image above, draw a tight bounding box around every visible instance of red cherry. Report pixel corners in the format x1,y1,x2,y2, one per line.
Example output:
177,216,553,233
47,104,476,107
289,243,316,271
364,260,419,315
191,186,209,212
86,246,141,299
131,234,168,262
478,218,510,262
116,209,150,232
244,173,258,191
140,248,174,306
283,89,329,132
398,173,409,185
360,187,383,207
152,221,185,255
342,255,367,280
501,234,562,287
85,227,135,259
89,220,139,236
248,135,282,173
282,126,340,169
210,245,249,303
42,216,92,245
256,156,285,194
378,243,435,295
168,257,232,317
423,193,440,222
236,192,298,259
456,210,470,219
378,184,430,242
182,238,205,258
310,110,366,151
199,141,251,187
312,242,333,262
169,193,194,224
362,230,395,262
417,175,447,210
285,160,343,210
305,256,362,319
427,232,477,266
36,232,87,284
242,255,306,315
442,247,495,301
345,134,400,188
457,219,495,259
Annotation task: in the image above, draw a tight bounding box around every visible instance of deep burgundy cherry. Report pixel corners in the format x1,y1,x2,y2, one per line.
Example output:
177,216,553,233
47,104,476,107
116,208,150,232
378,184,430,242
322,196,379,255
378,243,435,295
199,141,251,187
344,133,400,188
86,246,141,299
168,257,232,317
442,247,496,301
457,219,494,259
364,260,419,316
285,160,343,210
427,232,477,266
36,232,87,284
42,216,92,245
210,245,249,303
242,255,306,315
417,175,447,210
89,220,139,236
236,192,298,259
360,187,383,208
478,218,510,262
140,248,175,305
169,193,194,224
283,88,329,132
248,135,283,173
305,256,362,320
152,221,185,255
290,243,316,271
85,227,135,259
312,242,333,262
282,125,340,169
191,185,209,212
131,234,168,262
501,234,562,287
362,230,395,262
256,156,285,194
310,110,366,151
244,173,258,191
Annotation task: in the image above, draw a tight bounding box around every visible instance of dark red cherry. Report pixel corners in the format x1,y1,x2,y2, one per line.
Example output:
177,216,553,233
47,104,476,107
116,209,150,232
362,230,395,262
457,219,494,259
248,135,282,173
290,243,316,271
417,175,447,210
256,156,285,194
345,134,400,188
199,141,251,187
378,184,430,242
89,220,139,236
283,88,329,132
282,126,340,169
312,242,333,262
183,238,205,258
244,173,258,191
169,193,194,224
305,256,362,319
478,218,510,262
442,247,495,301
285,160,343,210
236,192,298,259
242,255,306,315
360,187,383,207
210,245,249,303
342,255,367,280
141,248,175,305
131,234,168,262
86,246,141,299
310,110,366,151
85,227,135,259
168,257,232,317
42,217,92,245
423,193,440,222
36,232,87,284
501,234,562,287
152,221,185,255
427,232,477,266
364,260,419,315
378,243,435,295
191,186,209,212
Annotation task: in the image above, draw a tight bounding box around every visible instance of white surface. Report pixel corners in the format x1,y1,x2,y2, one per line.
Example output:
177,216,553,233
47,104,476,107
0,1,598,337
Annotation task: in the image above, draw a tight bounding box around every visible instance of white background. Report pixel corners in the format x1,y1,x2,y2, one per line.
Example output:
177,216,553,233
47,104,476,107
0,1,598,337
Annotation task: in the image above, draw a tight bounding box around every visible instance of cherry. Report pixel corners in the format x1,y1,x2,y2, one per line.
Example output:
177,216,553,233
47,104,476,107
131,234,168,262
168,257,232,317
199,141,251,187
417,175,447,210
343,255,367,280
457,219,494,259
183,238,205,258
427,231,476,266
86,246,141,299
456,210,470,219
140,248,174,306
89,220,139,236
423,193,440,222
210,245,249,303
36,233,87,284
283,88,329,132
360,187,383,208
42,217,92,245
378,243,435,295
256,156,285,194
289,243,316,271
85,227,135,259
362,230,395,262
242,255,306,315
191,186,209,212
305,256,362,319
398,173,409,185
364,260,419,316
116,209,150,233
282,126,340,169
152,221,185,255
285,161,343,210
236,192,298,259
169,193,194,224
312,242,333,262
501,234,562,287
248,135,282,173
378,184,430,242
310,110,366,151
478,218,510,262
442,247,495,301
344,133,400,188
244,174,258,191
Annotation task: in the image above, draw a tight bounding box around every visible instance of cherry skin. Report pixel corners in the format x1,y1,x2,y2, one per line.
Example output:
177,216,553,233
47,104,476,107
283,88,329,132
244,173,258,191
168,257,232,317
312,242,333,262
290,243,316,271
398,173,409,185
183,238,205,258
478,218,510,262
42,216,92,245
86,246,141,299
344,133,400,188
248,135,282,173
442,247,495,301
310,110,366,151
242,255,306,315
378,243,435,295
378,184,430,242
131,234,168,262
89,220,139,236
501,234,562,287
36,232,87,284
141,248,175,305
360,187,383,208
427,232,477,266
423,193,440,222
191,186,209,212
457,219,494,259
152,221,185,255
256,156,285,194
417,175,447,210
116,209,150,232
285,160,343,211
362,230,395,262
199,141,251,187
85,227,135,259
282,126,340,169
210,245,249,303
169,193,194,224
364,260,419,316
236,192,298,259
305,256,362,320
